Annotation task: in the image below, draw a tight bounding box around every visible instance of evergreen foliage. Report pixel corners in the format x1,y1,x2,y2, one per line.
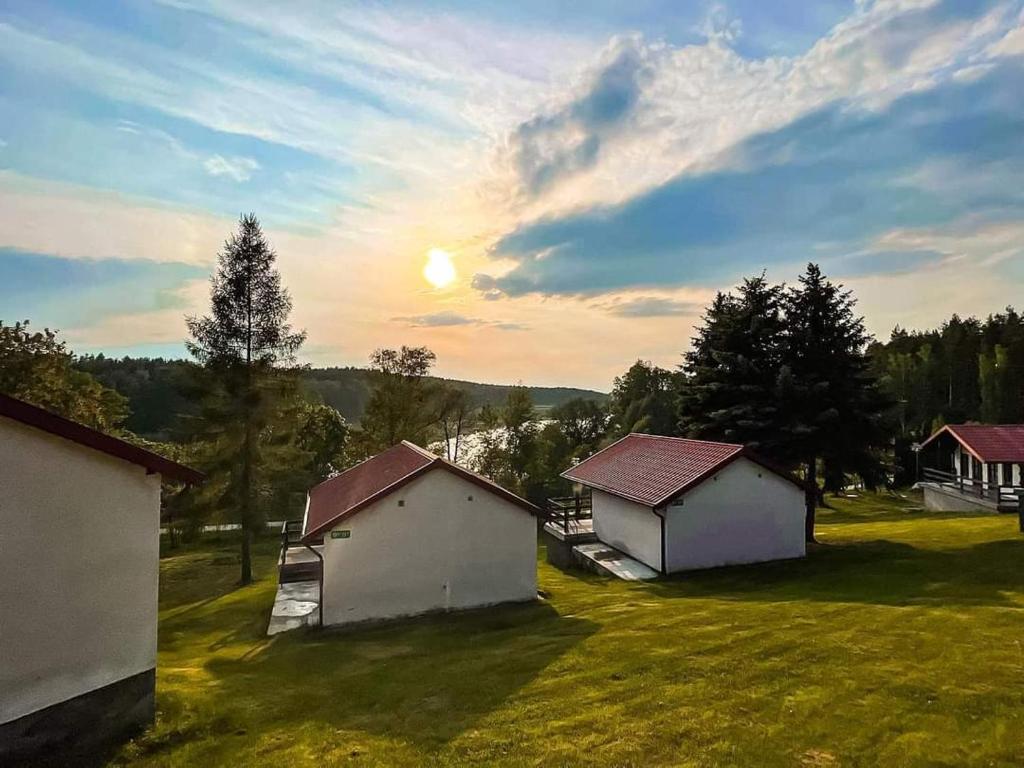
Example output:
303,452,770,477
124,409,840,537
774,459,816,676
185,213,307,584
869,307,1024,483
678,266,889,541
678,275,787,454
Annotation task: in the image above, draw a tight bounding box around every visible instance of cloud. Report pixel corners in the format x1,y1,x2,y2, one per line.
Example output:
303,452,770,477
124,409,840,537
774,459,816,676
0,248,207,331
203,154,260,181
698,3,743,45
478,59,1024,297
503,35,655,196
393,310,526,331
600,297,702,318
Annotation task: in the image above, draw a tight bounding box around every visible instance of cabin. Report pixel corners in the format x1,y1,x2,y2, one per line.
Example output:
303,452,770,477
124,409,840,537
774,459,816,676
546,434,806,577
0,393,201,763
298,441,538,627
918,424,1024,513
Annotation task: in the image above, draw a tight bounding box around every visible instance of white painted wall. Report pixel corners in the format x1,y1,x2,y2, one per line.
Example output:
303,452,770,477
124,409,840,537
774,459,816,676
591,489,662,572
664,457,805,573
0,417,161,725
319,468,537,626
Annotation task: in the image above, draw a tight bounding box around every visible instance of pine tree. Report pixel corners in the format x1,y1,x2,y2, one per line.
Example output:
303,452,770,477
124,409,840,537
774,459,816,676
781,264,889,541
678,275,787,454
186,213,305,585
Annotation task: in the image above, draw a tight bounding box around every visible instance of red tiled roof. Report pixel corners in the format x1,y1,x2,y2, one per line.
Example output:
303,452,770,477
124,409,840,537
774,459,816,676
0,392,203,484
921,424,1024,463
562,433,801,506
302,441,537,541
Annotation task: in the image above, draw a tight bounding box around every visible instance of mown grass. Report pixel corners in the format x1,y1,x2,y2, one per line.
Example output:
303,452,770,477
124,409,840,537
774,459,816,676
111,493,1024,767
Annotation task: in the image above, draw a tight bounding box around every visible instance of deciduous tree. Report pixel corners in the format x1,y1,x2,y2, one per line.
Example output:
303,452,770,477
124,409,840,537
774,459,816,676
361,345,437,450
0,320,128,430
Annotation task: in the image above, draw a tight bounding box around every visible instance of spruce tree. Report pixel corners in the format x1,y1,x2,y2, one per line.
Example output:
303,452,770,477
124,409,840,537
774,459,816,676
187,213,305,584
678,275,787,454
781,263,889,541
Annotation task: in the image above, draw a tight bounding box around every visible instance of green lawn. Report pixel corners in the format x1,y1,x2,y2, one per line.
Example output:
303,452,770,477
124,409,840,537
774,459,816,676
112,494,1024,767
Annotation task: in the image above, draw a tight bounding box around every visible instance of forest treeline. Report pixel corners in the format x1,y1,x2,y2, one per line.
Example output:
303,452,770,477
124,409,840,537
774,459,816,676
868,309,1024,480
73,355,605,441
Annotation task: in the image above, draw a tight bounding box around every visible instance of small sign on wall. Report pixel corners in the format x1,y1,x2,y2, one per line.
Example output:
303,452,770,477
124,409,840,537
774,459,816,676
331,530,351,539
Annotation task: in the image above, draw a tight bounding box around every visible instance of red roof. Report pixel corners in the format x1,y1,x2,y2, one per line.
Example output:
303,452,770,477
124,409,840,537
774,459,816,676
921,424,1024,463
302,441,537,541
562,433,801,506
0,392,203,484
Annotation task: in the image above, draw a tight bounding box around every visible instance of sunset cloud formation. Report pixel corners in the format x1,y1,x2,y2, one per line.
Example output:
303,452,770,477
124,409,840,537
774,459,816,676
1,0,1022,388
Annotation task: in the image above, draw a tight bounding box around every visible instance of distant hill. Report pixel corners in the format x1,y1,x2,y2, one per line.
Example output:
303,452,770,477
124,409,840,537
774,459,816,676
76,356,607,441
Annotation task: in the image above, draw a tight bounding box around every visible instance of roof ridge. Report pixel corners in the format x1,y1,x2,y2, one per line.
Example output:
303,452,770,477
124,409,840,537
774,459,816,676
400,440,442,460
627,432,744,450
949,423,1024,428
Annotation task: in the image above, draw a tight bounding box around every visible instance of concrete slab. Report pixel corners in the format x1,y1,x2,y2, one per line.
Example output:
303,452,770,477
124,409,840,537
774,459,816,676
267,580,319,636
542,518,597,542
572,543,659,581
280,546,322,566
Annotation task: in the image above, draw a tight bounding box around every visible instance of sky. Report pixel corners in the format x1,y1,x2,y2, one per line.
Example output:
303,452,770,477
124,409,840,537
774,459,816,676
1,0,1023,390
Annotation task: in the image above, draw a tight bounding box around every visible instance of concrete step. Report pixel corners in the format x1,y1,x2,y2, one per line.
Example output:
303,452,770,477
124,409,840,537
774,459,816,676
267,580,320,636
572,543,660,581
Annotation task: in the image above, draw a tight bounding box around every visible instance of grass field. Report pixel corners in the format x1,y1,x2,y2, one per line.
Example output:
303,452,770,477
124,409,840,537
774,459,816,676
111,493,1024,767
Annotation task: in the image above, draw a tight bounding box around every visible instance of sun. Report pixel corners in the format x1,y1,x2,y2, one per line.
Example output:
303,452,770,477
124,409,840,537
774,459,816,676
423,248,457,288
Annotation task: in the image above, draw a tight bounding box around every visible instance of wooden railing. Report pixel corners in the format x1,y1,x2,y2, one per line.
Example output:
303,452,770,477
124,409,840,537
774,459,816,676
545,493,592,532
921,467,1022,510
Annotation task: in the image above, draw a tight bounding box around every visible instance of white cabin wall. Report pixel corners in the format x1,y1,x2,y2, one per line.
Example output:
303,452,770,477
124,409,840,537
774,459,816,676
664,457,805,573
319,469,536,626
0,417,160,725
590,489,662,572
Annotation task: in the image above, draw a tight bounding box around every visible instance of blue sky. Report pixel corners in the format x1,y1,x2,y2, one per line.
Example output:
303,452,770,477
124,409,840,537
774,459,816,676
1,0,1023,387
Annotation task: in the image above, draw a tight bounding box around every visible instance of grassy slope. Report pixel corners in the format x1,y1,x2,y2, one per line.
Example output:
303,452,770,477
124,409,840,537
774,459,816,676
115,495,1024,767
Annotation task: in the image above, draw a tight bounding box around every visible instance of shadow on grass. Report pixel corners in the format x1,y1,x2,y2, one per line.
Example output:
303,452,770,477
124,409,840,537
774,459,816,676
147,601,597,756
642,537,1024,608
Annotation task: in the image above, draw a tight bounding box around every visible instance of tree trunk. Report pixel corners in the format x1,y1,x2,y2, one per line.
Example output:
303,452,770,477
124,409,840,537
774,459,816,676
805,456,818,543
241,285,254,586
240,414,254,585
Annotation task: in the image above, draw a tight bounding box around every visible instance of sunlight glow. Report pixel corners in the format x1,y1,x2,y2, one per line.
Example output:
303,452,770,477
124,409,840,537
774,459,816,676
423,248,457,288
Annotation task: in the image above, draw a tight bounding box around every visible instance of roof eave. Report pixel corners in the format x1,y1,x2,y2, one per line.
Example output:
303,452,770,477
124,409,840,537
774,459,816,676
920,425,986,463
0,393,203,485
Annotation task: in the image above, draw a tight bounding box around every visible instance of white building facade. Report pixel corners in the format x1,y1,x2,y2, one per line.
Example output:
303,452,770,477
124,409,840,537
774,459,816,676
303,441,538,627
0,394,200,762
566,434,806,574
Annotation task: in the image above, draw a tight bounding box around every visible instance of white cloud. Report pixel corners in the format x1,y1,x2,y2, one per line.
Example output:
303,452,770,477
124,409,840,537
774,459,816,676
4,1,1024,388
203,154,260,181
489,0,1018,222
697,3,743,45
986,10,1024,57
